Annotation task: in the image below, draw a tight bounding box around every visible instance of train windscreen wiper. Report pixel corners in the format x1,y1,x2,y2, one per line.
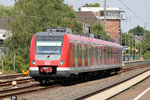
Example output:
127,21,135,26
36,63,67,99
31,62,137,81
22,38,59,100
47,47,58,58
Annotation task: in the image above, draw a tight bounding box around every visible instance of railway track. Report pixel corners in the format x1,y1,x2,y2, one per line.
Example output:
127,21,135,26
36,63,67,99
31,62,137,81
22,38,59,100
0,81,60,98
0,73,24,80
0,61,149,99
0,77,34,87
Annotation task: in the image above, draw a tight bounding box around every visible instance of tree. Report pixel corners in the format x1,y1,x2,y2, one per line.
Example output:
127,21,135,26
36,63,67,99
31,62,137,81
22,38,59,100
0,5,14,17
128,25,145,36
91,23,110,40
4,0,83,71
78,3,100,11
83,3,100,7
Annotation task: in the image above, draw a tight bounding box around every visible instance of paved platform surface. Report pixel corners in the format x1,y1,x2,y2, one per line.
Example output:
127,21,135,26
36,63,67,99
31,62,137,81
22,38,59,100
111,77,150,100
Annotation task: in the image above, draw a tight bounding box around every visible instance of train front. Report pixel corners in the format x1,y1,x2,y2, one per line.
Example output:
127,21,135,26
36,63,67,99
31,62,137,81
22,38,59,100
29,31,69,81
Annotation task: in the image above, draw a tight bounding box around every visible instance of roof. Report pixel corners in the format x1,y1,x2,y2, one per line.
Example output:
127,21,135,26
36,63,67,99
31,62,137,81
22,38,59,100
75,11,99,26
0,17,14,30
81,7,124,12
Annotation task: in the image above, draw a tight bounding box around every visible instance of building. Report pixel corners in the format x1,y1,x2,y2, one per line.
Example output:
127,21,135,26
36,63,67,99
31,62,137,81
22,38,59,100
0,17,13,57
0,17,13,44
75,11,99,33
81,7,124,44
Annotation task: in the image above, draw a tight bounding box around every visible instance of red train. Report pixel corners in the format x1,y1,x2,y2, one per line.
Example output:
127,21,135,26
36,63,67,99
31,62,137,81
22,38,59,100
29,28,122,83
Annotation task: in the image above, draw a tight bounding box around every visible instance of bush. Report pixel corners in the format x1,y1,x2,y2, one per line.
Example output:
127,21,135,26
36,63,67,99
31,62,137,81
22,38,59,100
143,51,150,60
0,55,28,73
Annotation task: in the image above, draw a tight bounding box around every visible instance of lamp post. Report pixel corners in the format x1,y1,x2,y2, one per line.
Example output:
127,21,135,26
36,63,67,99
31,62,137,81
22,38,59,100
135,39,136,60
125,33,126,61
129,34,131,61
132,36,133,61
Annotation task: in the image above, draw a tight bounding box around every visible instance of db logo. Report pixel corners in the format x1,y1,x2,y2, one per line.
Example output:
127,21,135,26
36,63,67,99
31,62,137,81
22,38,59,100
44,61,50,65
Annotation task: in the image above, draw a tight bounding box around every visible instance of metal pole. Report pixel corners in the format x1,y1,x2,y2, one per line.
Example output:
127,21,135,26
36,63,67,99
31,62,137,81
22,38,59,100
14,53,16,72
125,33,126,61
104,0,106,31
135,39,136,60
140,42,142,60
132,37,133,61
129,34,130,61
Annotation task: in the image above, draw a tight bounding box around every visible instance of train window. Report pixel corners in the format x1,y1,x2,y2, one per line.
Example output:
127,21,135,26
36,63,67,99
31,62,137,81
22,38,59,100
72,42,75,67
101,46,102,65
80,44,82,60
87,43,91,66
84,44,88,66
69,42,72,60
36,36,63,54
116,48,118,64
72,43,75,60
96,46,99,65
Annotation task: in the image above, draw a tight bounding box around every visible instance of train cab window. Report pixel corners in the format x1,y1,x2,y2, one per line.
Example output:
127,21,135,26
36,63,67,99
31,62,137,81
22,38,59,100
35,36,64,60
36,36,63,54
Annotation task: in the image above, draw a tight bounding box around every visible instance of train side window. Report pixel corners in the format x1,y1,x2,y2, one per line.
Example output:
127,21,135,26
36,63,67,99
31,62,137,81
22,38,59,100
73,43,75,60
88,43,91,66
69,42,72,61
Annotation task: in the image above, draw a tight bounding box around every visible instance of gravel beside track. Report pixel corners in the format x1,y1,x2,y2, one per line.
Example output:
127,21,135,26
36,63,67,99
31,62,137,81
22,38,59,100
13,67,150,100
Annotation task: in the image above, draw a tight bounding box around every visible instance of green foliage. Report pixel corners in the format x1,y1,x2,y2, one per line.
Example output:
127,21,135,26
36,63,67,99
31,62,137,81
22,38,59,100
78,3,100,11
83,3,100,7
142,51,150,60
91,23,110,40
121,33,136,48
128,25,145,36
0,55,28,73
3,0,83,73
128,25,150,60
0,5,14,17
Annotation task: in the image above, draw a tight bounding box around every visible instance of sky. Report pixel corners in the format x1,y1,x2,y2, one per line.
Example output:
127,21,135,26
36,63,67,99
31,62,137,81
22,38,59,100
1,0,150,32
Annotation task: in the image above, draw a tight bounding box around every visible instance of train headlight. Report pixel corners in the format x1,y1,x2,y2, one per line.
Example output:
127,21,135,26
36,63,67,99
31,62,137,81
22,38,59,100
59,61,65,65
31,60,36,65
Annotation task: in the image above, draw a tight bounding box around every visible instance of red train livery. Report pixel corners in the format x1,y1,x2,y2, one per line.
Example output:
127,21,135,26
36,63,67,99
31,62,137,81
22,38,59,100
29,28,122,83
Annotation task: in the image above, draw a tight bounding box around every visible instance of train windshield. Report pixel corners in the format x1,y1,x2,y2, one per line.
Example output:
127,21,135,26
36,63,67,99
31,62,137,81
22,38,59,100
36,36,63,54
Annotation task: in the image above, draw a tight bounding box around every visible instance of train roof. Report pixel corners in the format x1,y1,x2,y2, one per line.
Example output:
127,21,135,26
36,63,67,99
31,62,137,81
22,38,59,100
35,31,122,48
67,34,122,48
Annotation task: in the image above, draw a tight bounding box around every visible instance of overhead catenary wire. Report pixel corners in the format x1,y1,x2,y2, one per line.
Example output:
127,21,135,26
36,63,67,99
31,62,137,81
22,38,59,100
118,0,145,24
